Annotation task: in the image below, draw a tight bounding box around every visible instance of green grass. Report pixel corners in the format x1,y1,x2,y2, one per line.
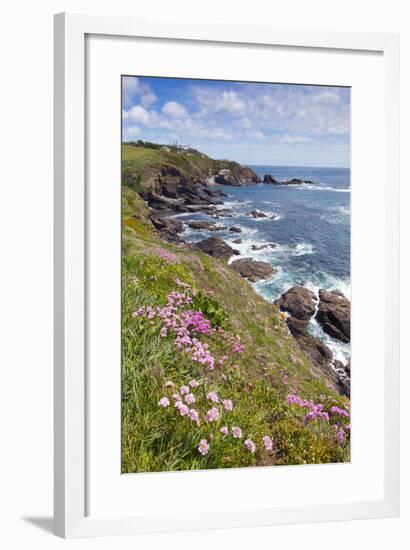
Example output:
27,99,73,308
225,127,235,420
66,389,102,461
121,143,257,193
121,188,350,473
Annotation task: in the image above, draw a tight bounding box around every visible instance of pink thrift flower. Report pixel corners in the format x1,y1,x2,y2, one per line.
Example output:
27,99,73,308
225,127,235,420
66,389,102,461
205,407,219,423
232,426,243,439
337,429,345,444
158,397,170,408
172,393,182,402
330,406,349,418
304,411,317,424
198,439,210,456
222,399,233,411
185,393,196,405
207,391,219,403
189,379,199,388
189,409,200,425
180,385,190,395
262,435,273,451
176,402,189,416
165,381,174,388
244,438,256,453
220,426,229,435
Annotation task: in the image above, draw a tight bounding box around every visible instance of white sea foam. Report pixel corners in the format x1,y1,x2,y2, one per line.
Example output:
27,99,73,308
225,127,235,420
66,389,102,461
250,212,282,222
320,206,350,224
301,185,350,193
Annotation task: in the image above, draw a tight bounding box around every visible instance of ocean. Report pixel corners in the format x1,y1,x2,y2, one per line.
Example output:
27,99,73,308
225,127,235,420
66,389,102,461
174,165,350,363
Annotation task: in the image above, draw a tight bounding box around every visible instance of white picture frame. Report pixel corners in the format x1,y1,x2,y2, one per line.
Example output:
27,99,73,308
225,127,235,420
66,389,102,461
54,12,400,538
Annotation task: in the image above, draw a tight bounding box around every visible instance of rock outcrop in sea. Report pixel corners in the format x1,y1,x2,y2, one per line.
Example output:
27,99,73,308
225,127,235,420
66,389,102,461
275,286,351,396
316,289,350,343
195,237,240,261
230,258,277,282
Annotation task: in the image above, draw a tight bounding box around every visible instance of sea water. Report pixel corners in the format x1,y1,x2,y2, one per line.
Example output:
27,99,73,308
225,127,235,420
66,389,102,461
175,165,350,363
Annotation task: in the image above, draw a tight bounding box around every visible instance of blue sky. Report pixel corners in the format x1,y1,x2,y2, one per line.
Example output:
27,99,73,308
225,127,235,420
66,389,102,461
122,76,350,167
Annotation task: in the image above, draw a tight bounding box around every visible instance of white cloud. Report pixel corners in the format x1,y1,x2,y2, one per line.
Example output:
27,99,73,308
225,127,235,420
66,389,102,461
126,105,158,125
122,76,157,108
313,91,341,104
190,84,349,136
194,89,247,116
124,126,141,139
161,101,188,118
247,130,266,140
278,134,312,143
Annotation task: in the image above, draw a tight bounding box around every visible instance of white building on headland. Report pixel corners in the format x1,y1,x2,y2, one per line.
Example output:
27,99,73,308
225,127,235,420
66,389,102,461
218,169,231,176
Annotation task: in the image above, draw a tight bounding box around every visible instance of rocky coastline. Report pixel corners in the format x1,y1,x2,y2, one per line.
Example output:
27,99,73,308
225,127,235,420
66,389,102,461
127,146,350,396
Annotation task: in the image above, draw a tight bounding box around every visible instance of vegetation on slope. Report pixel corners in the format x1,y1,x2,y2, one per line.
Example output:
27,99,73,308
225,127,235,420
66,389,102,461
121,187,351,473
122,142,258,193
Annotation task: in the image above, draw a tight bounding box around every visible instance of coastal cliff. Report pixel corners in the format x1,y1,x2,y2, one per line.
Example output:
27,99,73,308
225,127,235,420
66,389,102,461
122,179,351,472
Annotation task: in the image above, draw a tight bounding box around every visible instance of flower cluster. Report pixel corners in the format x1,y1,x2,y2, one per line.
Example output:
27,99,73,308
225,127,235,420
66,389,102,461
153,247,179,263
133,292,216,369
157,380,274,457
330,406,349,418
286,393,350,443
216,328,245,355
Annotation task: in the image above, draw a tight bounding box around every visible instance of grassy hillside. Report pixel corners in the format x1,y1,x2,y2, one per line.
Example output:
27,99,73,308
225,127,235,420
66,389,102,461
122,142,257,193
121,188,350,473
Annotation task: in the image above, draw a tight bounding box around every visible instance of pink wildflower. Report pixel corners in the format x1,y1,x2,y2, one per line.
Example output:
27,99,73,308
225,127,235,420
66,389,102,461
185,393,196,405
262,435,273,451
189,409,200,426
153,247,179,263
220,426,229,435
158,397,170,408
180,385,190,395
176,402,189,417
232,426,243,439
189,379,199,388
337,429,346,444
233,339,245,353
205,407,220,423
198,439,209,456
172,393,181,402
330,406,349,418
165,381,174,388
244,438,256,453
222,399,233,411
207,391,219,403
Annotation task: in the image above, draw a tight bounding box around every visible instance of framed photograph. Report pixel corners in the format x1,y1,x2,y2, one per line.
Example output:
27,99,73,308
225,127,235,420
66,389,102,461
54,13,400,538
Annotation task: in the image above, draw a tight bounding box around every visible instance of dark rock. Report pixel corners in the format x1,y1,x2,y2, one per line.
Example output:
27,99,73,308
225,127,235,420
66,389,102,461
151,216,185,243
229,226,242,233
274,286,317,321
208,224,227,232
286,317,332,367
251,243,277,251
285,317,349,396
248,209,267,218
316,289,350,343
230,258,276,282
187,221,215,230
263,174,279,184
184,204,217,212
233,238,243,244
213,166,260,186
280,178,315,185
196,237,239,261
